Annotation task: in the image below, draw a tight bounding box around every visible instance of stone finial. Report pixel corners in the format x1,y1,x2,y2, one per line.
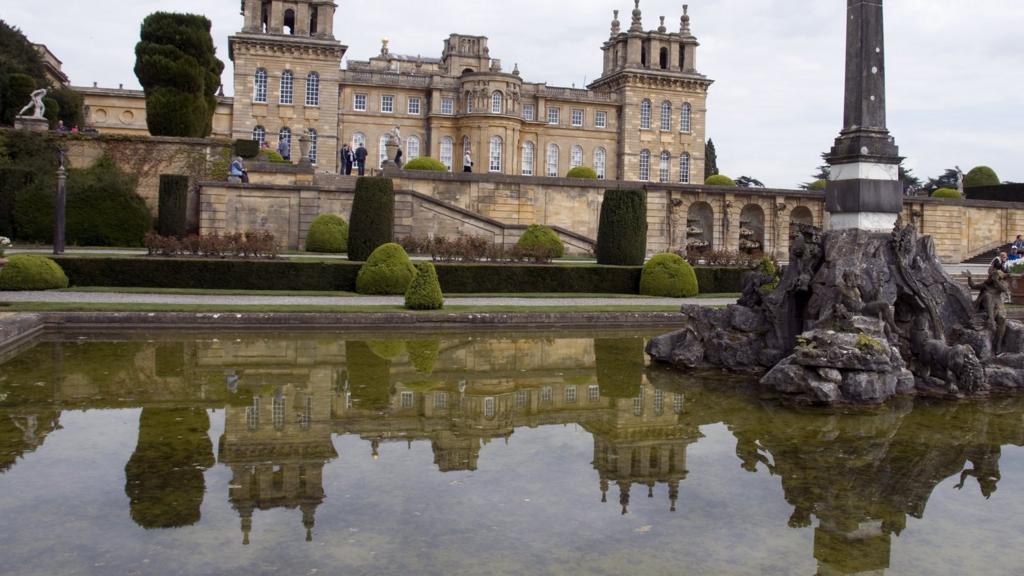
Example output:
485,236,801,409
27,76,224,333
611,10,621,36
681,4,691,34
380,37,390,55
659,16,667,33
512,62,521,76
630,0,643,32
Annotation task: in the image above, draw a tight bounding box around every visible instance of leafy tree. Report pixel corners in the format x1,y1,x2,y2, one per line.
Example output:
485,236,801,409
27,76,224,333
735,176,765,188
704,139,718,180
0,20,85,128
924,168,960,194
134,12,224,137
800,165,830,190
899,165,922,195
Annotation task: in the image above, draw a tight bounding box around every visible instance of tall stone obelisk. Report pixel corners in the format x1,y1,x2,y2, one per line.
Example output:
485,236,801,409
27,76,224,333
825,0,902,232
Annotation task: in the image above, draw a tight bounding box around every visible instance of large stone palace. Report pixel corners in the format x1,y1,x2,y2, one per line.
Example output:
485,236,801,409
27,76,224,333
78,0,712,181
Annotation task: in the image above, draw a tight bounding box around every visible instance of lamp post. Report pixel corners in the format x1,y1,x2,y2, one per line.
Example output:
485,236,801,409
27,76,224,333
53,145,67,255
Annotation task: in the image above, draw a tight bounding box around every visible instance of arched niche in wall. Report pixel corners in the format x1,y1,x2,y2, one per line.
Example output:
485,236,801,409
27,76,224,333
686,201,715,254
739,204,766,255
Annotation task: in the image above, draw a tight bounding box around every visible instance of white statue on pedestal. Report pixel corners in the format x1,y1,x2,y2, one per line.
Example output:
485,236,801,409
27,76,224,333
17,88,48,119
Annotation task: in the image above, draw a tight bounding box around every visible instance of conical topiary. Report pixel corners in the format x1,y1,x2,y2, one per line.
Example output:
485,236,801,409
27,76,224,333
404,262,444,310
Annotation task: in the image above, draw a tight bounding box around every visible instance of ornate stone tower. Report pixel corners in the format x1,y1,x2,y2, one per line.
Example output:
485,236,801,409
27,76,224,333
229,0,346,170
825,0,902,231
589,2,713,182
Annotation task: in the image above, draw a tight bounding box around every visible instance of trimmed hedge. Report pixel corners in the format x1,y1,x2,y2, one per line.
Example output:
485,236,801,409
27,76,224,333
348,177,394,261
158,175,190,238
566,166,598,179
356,243,416,295
0,167,34,238
0,254,69,290
964,166,1000,188
594,338,644,399
640,253,699,297
47,257,746,294
932,187,961,199
234,139,259,159
705,174,737,187
305,214,349,254
516,224,565,259
405,262,444,310
345,341,391,410
596,189,647,266
403,157,448,172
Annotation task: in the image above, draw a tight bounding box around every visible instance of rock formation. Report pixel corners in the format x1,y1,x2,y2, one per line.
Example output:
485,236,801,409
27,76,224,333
647,221,1024,404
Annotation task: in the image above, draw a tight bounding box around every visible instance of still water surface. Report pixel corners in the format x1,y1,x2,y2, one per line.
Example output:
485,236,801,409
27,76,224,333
1,331,1023,575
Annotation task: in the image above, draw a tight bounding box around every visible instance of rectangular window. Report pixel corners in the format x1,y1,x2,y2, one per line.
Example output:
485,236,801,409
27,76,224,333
571,109,584,127
434,392,448,409
541,386,553,404
484,397,496,418
246,397,260,430
354,93,367,112
515,389,528,408
441,97,454,115
565,385,577,403
673,393,684,414
408,97,421,115
400,391,414,409
547,107,560,125
595,111,607,128
272,396,285,430
381,94,394,113
523,104,535,121
588,385,600,403
654,389,664,415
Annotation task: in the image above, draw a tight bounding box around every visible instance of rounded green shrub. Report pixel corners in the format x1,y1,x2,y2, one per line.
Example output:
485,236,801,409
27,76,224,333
964,166,1000,188
405,262,444,310
808,179,827,191
234,139,259,159
367,340,407,360
705,174,737,187
640,253,699,297
407,340,440,374
348,177,395,261
305,214,349,254
516,224,565,259
0,254,69,290
932,187,961,199
263,150,289,163
356,243,417,295
566,166,598,179
597,189,647,266
403,157,448,172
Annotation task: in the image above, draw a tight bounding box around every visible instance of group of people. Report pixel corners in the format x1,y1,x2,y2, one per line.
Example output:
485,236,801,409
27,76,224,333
339,143,370,176
988,235,1024,275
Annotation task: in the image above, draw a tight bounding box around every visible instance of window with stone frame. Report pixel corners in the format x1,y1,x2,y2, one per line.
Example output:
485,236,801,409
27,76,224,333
407,136,420,161
659,150,670,183
484,397,496,418
354,93,367,112
546,143,559,177
305,72,320,106
680,102,692,133
252,125,266,146
400,391,414,409
280,70,293,104
254,68,268,103
379,135,388,167
308,129,318,164
523,104,535,121
381,94,394,113
408,97,421,115
547,106,560,125
571,145,583,169
441,97,454,115
434,392,448,409
639,149,651,181
571,109,584,127
640,99,652,130
278,127,291,154
679,153,691,183
588,385,600,402
353,132,366,149
594,148,607,179
440,137,454,171
489,136,503,172
660,100,672,131
465,92,474,113
565,385,577,403
521,141,535,176
595,111,607,128
491,91,503,114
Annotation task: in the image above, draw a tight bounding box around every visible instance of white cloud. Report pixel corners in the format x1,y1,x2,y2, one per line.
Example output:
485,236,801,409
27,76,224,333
9,0,1023,187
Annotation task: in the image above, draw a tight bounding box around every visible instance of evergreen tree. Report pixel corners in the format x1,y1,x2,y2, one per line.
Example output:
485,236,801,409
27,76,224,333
735,176,765,188
704,139,719,180
134,12,224,137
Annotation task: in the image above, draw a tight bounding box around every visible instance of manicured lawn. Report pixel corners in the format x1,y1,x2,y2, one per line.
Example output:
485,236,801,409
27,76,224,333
0,302,684,314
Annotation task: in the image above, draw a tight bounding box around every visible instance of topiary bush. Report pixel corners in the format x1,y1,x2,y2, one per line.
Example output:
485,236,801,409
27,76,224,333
234,139,259,159
0,254,69,290
407,339,440,374
262,150,288,163
367,340,407,361
158,175,189,238
597,189,647,266
348,177,395,261
932,187,961,199
705,174,737,187
594,338,644,399
66,154,151,246
345,341,391,411
566,166,598,179
516,224,565,260
405,262,444,310
964,166,1000,188
305,214,349,254
640,253,699,297
356,243,417,295
402,157,448,172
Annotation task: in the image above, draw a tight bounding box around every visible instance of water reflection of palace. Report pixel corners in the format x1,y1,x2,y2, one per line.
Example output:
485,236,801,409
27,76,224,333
3,335,1024,573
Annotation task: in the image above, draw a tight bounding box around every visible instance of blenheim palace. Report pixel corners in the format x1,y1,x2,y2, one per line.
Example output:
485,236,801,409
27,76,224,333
79,0,712,182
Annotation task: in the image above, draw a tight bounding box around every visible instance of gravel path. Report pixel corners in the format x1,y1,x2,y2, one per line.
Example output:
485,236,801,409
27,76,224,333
0,291,736,307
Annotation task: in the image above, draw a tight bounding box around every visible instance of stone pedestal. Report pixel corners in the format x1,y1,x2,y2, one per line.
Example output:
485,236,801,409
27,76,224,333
382,142,399,168
298,135,312,167
14,116,48,133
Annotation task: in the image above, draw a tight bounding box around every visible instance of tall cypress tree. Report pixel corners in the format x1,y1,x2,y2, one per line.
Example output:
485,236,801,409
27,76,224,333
705,139,719,180
134,12,224,137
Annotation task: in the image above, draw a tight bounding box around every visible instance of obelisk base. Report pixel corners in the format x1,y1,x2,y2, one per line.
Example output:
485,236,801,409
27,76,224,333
828,212,898,233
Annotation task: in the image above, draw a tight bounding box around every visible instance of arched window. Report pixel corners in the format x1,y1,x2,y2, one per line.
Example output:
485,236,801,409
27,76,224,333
252,125,266,146
489,136,503,173
284,9,295,34
463,136,471,163
254,68,268,103
278,127,291,155
491,91,503,114
594,148,607,180
660,101,672,131
305,72,320,106
379,135,388,168
521,141,535,176
659,151,671,183
639,149,651,181
406,136,420,161
353,132,366,149
680,103,692,133
546,144,559,178
679,153,691,183
308,129,318,164
440,137,454,171
571,145,584,169
640,99,652,130
659,47,669,70
309,6,318,35
465,92,474,113
280,70,293,105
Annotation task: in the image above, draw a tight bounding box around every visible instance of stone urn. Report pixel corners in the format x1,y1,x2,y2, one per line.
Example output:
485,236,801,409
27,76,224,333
1009,275,1024,305
383,142,399,168
298,134,312,165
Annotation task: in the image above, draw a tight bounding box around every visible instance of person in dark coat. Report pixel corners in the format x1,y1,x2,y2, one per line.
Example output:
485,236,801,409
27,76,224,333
394,148,403,168
354,144,368,176
340,144,354,175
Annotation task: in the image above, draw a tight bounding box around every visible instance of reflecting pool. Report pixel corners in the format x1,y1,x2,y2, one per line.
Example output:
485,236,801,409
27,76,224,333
1,331,1024,575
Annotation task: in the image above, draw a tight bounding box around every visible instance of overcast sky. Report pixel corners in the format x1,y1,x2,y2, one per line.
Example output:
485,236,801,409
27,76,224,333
8,0,1023,187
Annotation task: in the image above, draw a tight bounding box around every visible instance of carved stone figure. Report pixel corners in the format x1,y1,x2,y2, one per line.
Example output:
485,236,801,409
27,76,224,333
386,125,401,147
967,268,1010,354
17,88,48,119
835,269,897,340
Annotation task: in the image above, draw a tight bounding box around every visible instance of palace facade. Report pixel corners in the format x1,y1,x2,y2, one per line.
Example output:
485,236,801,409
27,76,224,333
79,0,713,182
